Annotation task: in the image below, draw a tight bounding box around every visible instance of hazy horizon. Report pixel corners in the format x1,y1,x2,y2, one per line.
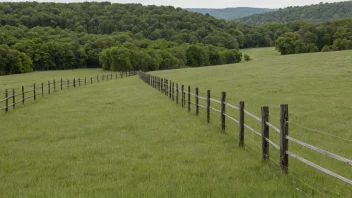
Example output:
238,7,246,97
1,0,348,9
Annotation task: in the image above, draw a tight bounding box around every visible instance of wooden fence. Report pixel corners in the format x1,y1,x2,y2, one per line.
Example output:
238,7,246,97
0,71,137,113
139,71,352,186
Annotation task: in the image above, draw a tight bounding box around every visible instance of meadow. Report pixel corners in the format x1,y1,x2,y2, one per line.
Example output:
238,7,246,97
151,47,352,196
0,48,351,197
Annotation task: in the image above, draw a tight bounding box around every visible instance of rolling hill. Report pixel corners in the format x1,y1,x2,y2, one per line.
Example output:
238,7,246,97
236,1,352,25
186,7,276,20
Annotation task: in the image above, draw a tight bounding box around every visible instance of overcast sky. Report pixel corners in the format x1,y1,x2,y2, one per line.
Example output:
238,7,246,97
3,0,348,8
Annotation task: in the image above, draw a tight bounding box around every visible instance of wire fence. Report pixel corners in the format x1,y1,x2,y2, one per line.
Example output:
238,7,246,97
139,71,352,191
0,71,137,113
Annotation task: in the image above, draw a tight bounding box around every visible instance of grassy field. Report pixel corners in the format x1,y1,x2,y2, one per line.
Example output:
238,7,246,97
0,48,351,197
151,48,352,196
0,69,119,93
1,71,300,197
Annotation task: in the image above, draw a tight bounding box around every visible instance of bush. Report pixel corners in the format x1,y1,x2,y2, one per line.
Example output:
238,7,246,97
321,45,332,52
244,54,251,62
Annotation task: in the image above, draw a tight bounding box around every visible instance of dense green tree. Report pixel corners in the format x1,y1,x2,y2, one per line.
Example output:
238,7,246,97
237,1,352,25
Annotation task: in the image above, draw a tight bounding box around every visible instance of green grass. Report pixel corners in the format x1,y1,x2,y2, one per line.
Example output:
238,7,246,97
1,74,300,197
0,68,118,94
1,48,351,197
151,48,352,196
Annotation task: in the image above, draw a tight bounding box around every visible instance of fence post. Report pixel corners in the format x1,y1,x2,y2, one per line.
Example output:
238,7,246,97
169,80,172,99
22,86,24,104
73,78,76,87
176,83,179,104
12,89,15,109
165,79,167,96
181,85,184,108
5,89,8,112
261,106,269,160
239,101,244,147
162,79,164,93
53,80,56,92
280,104,289,172
221,92,226,133
188,86,191,112
172,82,175,101
41,82,44,96
97,75,99,83
61,78,63,90
48,81,51,94
78,78,81,87
195,88,199,116
33,84,36,101
207,90,210,123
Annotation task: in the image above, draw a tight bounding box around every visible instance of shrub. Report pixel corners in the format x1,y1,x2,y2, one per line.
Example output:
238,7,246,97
244,54,251,62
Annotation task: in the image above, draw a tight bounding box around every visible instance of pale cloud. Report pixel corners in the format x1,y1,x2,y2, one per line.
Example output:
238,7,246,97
2,0,348,8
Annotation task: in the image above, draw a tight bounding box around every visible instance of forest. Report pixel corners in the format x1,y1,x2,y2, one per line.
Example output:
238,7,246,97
0,2,352,75
187,7,276,20
236,1,352,25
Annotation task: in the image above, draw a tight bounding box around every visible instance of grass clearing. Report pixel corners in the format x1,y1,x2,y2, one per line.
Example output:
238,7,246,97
1,48,351,197
1,75,300,197
0,68,115,93
152,48,352,196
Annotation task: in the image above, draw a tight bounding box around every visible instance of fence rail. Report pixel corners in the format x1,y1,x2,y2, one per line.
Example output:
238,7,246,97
1,71,137,113
139,71,352,187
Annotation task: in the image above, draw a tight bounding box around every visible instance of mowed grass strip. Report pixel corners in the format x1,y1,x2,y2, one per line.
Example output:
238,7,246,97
0,76,300,197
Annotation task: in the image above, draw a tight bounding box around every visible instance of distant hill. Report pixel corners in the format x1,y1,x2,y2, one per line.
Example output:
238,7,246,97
236,1,352,25
186,7,276,20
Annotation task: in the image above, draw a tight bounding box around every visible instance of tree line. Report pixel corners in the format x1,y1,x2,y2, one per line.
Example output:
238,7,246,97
0,2,351,75
236,1,352,25
99,42,243,72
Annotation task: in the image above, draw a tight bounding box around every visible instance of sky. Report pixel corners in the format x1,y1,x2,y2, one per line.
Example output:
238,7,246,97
3,0,348,8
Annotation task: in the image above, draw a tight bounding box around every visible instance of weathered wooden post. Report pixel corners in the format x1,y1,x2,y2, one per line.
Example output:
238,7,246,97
41,82,44,96
261,106,269,160
239,101,245,147
172,82,175,101
207,90,210,123
91,77,93,84
161,78,164,93
221,92,226,133
73,78,76,87
188,86,191,112
53,80,56,92
195,88,199,116
22,86,25,104
167,80,169,96
12,89,15,109
79,78,81,87
48,81,51,94
5,89,8,112
280,104,289,172
181,85,184,108
169,80,172,99
33,84,36,101
176,83,179,104
61,78,63,90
